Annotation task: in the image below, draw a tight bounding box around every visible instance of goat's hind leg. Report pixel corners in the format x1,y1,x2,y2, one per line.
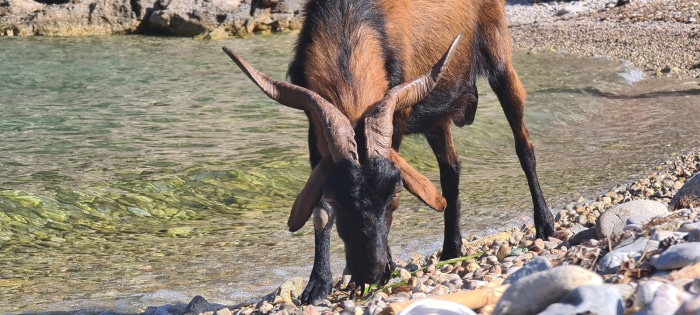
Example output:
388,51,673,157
426,124,463,260
484,47,555,240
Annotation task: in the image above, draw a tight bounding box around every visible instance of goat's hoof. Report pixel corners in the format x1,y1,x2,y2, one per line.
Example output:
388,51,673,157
300,277,332,305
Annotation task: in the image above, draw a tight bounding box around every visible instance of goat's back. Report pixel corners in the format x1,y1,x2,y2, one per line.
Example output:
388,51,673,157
288,0,512,138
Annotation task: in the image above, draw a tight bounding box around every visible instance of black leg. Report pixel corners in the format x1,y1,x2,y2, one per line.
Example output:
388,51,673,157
425,125,463,260
488,66,555,240
301,202,335,305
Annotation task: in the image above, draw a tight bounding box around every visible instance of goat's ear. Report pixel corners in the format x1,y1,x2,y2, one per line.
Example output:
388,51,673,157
288,159,328,231
389,150,446,212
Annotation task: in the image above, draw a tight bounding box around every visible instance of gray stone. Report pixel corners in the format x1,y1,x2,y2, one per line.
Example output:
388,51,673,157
596,200,669,238
340,300,355,312
610,283,638,301
493,265,603,315
598,237,649,274
614,235,638,249
671,173,700,210
537,284,623,315
396,299,477,315
147,0,243,36
184,295,225,315
144,305,182,315
681,222,700,233
674,295,700,315
633,280,666,310
568,227,597,246
651,230,688,242
634,284,692,315
689,229,700,242
628,215,654,225
466,280,489,290
0,0,140,36
503,257,552,285
555,2,588,16
691,279,700,294
646,240,661,251
651,243,700,270
410,292,427,300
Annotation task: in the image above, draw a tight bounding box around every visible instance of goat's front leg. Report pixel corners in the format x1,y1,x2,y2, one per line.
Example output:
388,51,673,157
300,202,334,305
426,125,463,260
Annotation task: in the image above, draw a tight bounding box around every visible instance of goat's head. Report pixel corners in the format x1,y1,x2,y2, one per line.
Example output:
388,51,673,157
222,35,460,285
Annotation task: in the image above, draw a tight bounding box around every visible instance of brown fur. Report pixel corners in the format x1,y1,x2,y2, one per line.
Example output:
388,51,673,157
375,0,521,136
304,23,391,160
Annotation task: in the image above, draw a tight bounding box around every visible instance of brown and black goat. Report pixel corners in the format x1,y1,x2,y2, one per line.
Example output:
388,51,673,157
223,0,555,304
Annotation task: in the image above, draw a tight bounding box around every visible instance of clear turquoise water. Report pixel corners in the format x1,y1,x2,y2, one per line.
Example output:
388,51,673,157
1,34,699,313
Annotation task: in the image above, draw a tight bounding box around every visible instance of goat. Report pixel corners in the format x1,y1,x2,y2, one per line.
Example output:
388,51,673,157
222,0,555,304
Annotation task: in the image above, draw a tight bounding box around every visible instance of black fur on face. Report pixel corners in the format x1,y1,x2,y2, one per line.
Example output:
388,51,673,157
325,157,402,285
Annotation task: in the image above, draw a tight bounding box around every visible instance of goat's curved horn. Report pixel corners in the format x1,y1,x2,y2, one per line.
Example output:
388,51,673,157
222,47,358,164
365,35,461,159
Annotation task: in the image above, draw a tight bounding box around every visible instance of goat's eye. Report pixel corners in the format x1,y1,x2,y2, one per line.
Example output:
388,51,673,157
390,192,400,201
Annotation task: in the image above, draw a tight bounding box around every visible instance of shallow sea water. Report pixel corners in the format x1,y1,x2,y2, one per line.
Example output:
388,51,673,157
0,34,699,313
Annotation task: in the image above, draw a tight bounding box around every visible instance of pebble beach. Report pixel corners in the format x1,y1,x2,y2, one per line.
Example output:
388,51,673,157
114,1,700,314
151,149,700,315
506,0,700,78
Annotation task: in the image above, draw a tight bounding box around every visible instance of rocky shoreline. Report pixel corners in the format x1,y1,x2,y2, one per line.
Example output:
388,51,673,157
5,0,700,314
0,0,304,38
142,2,700,312
2,0,698,77
143,148,700,315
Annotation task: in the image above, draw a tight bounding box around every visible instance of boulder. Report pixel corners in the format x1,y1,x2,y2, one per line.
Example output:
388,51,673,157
651,243,700,270
0,0,303,36
0,0,141,36
671,173,700,210
148,0,242,36
596,200,669,238
537,284,624,315
147,0,302,37
493,265,603,315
